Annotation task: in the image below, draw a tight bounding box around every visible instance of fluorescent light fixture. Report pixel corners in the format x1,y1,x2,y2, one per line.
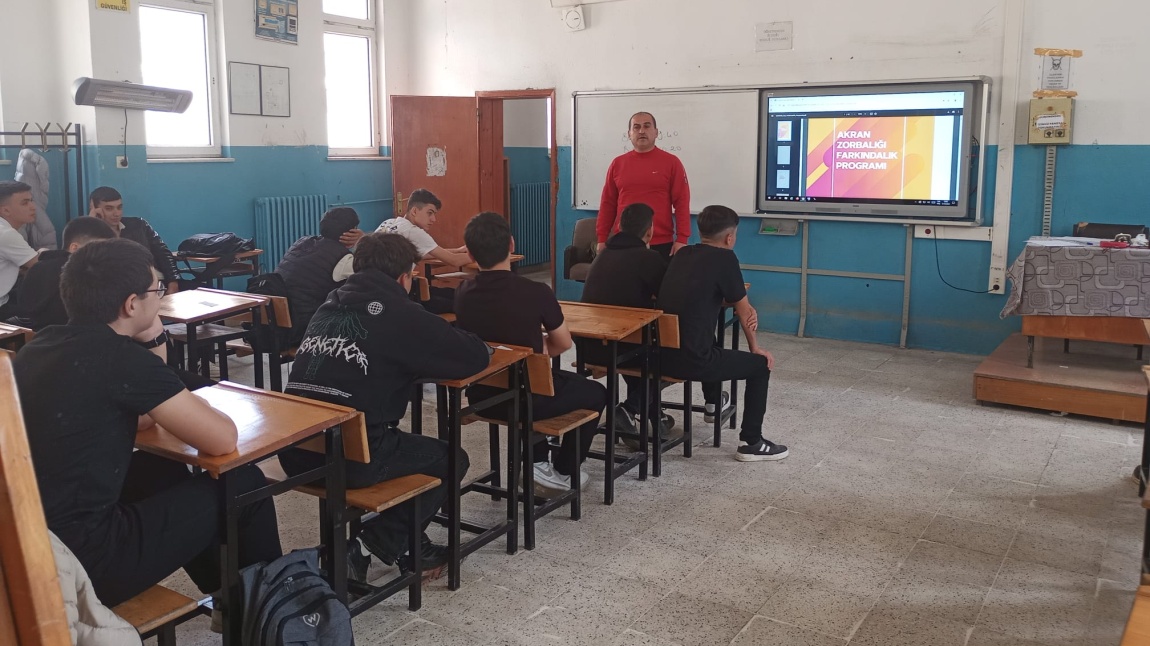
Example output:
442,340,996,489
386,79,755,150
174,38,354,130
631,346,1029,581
72,77,193,113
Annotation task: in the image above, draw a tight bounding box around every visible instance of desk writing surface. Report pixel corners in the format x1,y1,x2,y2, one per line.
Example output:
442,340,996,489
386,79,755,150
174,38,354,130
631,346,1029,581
422,254,525,271
181,249,264,264
158,289,266,324
0,323,32,343
437,345,531,389
135,381,358,476
559,301,661,342
1121,586,1150,645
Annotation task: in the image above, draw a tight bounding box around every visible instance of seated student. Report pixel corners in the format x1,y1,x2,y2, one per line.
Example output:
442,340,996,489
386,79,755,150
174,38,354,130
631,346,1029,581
18,216,115,330
339,188,470,314
657,205,788,462
455,212,607,493
277,206,364,344
580,202,674,439
88,186,181,294
280,233,490,578
0,180,40,319
13,238,282,606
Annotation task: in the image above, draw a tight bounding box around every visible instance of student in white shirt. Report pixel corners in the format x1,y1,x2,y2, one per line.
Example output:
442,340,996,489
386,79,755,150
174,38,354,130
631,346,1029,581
0,181,40,319
335,189,468,313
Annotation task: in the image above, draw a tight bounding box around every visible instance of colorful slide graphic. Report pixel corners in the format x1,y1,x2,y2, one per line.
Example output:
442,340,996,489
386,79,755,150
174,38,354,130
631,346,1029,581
804,116,938,200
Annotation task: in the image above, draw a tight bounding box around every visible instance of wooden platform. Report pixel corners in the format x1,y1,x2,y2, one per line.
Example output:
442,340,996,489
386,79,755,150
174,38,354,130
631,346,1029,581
974,333,1147,423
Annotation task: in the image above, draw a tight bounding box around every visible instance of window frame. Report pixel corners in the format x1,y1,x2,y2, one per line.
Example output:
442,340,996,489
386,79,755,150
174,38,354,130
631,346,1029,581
323,2,381,157
139,0,223,158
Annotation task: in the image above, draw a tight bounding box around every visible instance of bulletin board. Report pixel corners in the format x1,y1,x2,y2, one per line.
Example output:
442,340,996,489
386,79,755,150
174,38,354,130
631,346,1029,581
228,62,291,117
255,0,298,45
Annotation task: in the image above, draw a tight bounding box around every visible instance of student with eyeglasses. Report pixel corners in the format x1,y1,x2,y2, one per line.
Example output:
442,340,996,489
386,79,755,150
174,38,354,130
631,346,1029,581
12,237,283,606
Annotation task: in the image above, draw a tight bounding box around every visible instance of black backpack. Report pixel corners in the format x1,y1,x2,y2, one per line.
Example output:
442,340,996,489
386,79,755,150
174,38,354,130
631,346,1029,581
239,548,354,646
177,232,256,257
245,273,293,351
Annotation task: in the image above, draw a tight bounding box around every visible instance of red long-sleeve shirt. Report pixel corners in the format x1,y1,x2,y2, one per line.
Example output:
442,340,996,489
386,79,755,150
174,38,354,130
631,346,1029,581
596,147,690,246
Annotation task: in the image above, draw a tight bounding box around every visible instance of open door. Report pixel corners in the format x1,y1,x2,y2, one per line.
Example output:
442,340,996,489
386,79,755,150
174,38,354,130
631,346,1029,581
391,96,493,249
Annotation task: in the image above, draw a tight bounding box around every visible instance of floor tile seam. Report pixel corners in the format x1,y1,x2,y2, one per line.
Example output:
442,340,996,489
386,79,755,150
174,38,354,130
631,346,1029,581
969,521,1023,631
726,614,849,645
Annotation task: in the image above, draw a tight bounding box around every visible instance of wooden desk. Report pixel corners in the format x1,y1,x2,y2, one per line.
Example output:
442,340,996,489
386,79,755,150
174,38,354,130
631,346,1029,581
421,253,525,275
159,288,267,382
136,382,359,644
179,249,264,289
1023,315,1149,368
1122,586,1150,646
561,301,660,504
0,323,33,351
427,345,530,590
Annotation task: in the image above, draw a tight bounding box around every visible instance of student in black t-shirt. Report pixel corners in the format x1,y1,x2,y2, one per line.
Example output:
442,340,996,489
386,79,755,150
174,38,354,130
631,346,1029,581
17,216,115,330
455,212,607,495
580,203,675,442
657,205,788,461
13,238,282,606
280,233,490,580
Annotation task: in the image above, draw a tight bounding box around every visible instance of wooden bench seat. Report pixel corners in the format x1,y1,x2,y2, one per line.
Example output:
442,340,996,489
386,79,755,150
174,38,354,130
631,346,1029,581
165,323,247,343
112,585,200,637
463,409,598,438
268,473,441,514
226,339,297,360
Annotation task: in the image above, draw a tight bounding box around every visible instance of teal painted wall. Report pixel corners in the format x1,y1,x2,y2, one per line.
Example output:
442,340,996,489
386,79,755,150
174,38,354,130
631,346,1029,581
555,144,1150,355
505,146,550,186
1,145,392,286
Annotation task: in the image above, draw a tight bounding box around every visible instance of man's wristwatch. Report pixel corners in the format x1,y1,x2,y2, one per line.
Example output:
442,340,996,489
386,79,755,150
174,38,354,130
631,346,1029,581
137,330,169,349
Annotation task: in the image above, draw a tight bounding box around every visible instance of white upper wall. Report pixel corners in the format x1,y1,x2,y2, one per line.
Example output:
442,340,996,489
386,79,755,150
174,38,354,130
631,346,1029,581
391,0,1150,147
503,98,548,147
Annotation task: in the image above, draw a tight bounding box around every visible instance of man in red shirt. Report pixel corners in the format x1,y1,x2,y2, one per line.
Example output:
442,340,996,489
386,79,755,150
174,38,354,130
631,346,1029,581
596,112,690,259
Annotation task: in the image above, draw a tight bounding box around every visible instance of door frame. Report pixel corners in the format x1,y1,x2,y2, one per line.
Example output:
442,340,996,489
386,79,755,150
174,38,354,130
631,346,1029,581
475,89,559,290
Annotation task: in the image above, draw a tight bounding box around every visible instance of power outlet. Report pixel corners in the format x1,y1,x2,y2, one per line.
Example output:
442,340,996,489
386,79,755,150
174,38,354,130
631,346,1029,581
115,156,128,169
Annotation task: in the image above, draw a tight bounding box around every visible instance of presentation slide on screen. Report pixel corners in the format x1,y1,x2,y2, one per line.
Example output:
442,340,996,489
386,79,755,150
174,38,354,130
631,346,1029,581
766,91,964,206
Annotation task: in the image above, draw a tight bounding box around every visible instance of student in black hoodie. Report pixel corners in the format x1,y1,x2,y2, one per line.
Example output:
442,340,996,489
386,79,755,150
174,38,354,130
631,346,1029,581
277,206,363,344
579,203,675,442
279,232,491,579
18,216,115,330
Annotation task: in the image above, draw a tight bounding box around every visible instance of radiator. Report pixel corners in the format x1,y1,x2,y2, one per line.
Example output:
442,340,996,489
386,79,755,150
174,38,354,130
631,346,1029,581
254,195,329,271
509,182,551,266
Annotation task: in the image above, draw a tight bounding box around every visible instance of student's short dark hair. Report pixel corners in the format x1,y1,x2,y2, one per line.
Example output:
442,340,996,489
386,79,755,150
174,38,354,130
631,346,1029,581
352,232,419,279
463,212,511,269
319,207,360,241
407,188,442,211
629,112,657,129
697,205,740,239
63,216,115,248
61,238,157,325
89,186,122,208
619,203,654,239
0,180,31,205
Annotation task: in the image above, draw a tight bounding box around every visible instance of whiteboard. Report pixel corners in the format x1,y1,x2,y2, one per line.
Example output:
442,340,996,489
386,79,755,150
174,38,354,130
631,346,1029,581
573,90,760,214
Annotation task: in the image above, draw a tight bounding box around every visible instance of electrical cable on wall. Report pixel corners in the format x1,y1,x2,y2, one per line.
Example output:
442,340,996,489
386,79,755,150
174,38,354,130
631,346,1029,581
122,108,128,160
932,228,993,294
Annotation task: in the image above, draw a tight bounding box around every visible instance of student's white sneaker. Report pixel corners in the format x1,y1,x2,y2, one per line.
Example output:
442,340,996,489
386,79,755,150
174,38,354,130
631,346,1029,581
532,462,571,496
704,392,733,424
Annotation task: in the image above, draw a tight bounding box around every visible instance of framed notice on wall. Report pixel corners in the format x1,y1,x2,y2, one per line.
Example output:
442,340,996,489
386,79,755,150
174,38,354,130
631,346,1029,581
228,62,291,117
255,0,298,45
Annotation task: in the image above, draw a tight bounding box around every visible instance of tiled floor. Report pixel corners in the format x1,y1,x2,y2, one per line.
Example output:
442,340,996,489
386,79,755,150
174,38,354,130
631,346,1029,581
166,332,1143,645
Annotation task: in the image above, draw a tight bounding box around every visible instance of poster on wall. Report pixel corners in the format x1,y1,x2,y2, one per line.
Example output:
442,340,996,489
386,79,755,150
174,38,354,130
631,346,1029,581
96,0,130,12
255,0,298,45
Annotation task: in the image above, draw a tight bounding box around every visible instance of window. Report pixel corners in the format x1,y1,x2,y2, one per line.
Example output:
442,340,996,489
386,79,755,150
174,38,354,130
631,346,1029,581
323,2,378,155
139,0,221,156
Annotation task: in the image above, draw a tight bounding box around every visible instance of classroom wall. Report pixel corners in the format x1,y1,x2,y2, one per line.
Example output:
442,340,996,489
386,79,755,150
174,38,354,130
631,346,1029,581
390,0,1150,355
0,0,393,267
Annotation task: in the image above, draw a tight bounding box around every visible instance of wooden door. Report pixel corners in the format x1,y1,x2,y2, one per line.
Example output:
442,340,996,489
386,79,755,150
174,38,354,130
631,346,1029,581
477,98,506,217
390,96,481,250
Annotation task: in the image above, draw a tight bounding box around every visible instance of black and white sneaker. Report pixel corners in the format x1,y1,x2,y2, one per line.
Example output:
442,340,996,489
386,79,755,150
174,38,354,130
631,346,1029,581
704,392,734,424
735,439,789,462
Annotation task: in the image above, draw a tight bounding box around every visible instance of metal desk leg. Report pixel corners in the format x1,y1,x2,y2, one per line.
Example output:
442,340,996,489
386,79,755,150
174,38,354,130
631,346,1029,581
325,426,348,602
506,362,521,555
1027,335,1035,369
218,473,241,645
446,386,463,590
604,340,619,505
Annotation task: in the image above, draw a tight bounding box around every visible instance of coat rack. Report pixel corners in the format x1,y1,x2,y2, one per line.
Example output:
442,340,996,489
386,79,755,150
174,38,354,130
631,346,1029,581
0,123,85,221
